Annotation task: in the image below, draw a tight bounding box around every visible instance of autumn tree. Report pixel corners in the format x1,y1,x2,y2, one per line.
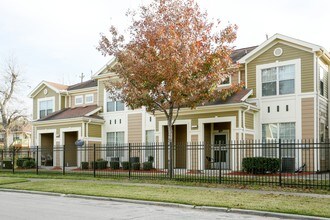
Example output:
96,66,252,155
98,0,242,174
0,57,26,149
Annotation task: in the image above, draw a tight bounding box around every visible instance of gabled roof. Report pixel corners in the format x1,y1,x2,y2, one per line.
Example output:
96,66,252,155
238,33,330,63
28,81,68,98
67,79,97,91
230,46,258,63
37,105,102,121
45,81,68,91
92,57,117,78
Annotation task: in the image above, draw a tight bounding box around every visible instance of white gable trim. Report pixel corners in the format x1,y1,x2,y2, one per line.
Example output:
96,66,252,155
238,34,322,64
29,81,62,98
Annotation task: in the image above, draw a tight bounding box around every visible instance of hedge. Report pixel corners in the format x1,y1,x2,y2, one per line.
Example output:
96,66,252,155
122,161,130,170
242,157,280,174
22,159,36,169
2,160,13,169
81,162,89,170
142,161,153,170
131,162,140,170
110,161,120,170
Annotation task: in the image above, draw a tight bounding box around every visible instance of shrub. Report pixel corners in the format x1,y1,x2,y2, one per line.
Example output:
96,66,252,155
131,162,140,170
2,160,13,169
81,162,89,170
147,156,154,163
17,157,33,168
22,159,35,169
122,161,130,170
129,157,140,163
242,157,280,174
110,161,120,170
97,160,108,169
90,161,97,169
142,161,152,170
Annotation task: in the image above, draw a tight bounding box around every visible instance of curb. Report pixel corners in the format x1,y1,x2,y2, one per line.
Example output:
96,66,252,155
0,188,327,220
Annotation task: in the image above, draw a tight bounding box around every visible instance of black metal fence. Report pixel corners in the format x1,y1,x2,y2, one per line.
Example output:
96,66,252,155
0,139,329,189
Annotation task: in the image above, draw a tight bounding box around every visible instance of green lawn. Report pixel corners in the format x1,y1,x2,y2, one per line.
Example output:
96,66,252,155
0,177,329,218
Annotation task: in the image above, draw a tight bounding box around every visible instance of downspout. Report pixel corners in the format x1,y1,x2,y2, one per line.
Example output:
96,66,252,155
242,105,251,140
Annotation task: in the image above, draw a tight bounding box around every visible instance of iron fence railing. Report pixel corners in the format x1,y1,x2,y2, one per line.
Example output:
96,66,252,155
0,139,329,189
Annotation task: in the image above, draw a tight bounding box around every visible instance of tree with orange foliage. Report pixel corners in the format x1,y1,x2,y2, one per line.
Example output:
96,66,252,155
98,0,242,175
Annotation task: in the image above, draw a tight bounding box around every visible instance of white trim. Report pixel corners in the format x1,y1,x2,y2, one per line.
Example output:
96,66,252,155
29,81,63,98
85,107,102,117
238,34,322,64
218,76,232,88
37,96,55,119
75,95,84,105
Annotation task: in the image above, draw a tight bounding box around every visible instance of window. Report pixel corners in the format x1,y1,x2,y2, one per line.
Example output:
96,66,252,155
0,133,4,142
262,122,295,157
219,76,231,87
39,99,54,118
75,96,83,105
262,64,295,96
85,94,94,104
107,99,124,112
106,132,125,158
145,130,155,161
13,133,20,142
320,67,328,97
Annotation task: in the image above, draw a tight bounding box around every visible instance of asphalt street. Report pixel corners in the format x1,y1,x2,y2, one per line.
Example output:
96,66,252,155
0,191,289,220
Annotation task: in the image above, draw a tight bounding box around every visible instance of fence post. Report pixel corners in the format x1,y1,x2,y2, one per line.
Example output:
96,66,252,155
218,142,222,184
36,146,39,175
128,143,131,179
12,147,15,174
93,144,96,178
279,139,282,187
62,145,65,175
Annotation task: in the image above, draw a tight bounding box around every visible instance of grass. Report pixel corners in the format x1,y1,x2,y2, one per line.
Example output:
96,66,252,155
0,177,329,218
0,177,29,185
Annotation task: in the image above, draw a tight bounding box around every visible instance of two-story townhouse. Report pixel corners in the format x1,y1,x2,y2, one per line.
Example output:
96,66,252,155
30,64,156,167
154,34,330,172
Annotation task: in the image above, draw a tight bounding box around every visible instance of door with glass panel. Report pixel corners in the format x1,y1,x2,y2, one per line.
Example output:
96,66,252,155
106,132,125,162
213,134,229,169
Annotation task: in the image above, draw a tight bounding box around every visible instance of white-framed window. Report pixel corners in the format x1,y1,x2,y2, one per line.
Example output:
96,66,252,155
145,130,155,161
39,98,54,118
261,64,295,96
107,99,125,112
85,94,94,104
106,131,125,158
75,95,83,105
219,76,231,87
262,122,295,157
320,66,328,98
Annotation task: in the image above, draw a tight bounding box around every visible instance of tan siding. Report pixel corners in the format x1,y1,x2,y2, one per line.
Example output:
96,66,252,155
33,85,59,120
156,110,239,131
87,141,102,162
128,113,142,143
191,135,198,143
247,41,314,97
301,98,315,139
98,81,105,109
61,96,65,109
245,113,254,129
71,92,97,107
88,124,102,138
36,123,83,136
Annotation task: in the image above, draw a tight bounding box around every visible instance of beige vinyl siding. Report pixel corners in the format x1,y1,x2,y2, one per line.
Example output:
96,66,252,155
61,96,65,109
88,124,102,138
156,111,239,131
71,92,97,107
301,98,315,139
98,81,105,109
245,113,254,129
33,85,59,120
128,113,142,143
247,41,314,97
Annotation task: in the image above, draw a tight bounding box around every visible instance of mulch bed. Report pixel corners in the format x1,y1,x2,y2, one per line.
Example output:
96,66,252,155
227,171,316,176
71,168,167,173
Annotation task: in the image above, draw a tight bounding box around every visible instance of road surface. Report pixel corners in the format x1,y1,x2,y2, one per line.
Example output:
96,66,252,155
0,191,289,219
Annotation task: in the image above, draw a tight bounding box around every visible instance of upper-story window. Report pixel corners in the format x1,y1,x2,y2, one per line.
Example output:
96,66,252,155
106,92,124,112
262,64,295,96
39,99,54,118
85,94,94,104
75,95,83,105
219,76,231,87
320,66,328,98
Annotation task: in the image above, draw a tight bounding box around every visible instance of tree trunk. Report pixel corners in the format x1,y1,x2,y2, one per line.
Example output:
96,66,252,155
167,118,173,178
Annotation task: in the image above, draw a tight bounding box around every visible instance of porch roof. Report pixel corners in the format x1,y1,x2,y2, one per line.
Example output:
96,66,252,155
37,105,103,122
206,89,252,106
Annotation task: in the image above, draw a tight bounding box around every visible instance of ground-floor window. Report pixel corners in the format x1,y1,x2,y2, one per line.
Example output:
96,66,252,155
262,122,295,157
145,130,155,161
106,131,125,158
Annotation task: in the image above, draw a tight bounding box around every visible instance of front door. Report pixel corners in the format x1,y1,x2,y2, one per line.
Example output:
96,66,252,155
214,134,228,169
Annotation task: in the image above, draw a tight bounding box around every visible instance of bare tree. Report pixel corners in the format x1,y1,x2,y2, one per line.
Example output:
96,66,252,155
0,57,26,148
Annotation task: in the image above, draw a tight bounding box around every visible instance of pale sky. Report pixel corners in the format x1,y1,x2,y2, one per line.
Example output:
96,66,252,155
1,0,330,114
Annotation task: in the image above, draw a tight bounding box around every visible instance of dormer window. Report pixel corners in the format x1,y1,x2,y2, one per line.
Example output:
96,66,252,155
75,95,83,105
39,98,54,119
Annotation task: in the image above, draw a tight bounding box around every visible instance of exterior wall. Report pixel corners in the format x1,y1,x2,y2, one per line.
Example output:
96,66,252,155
301,98,315,139
247,41,314,98
61,96,66,109
88,124,102,138
70,91,97,107
245,113,254,129
128,113,143,143
33,85,59,120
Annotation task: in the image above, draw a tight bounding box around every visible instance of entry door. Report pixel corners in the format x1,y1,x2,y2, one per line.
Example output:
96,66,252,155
214,134,228,169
